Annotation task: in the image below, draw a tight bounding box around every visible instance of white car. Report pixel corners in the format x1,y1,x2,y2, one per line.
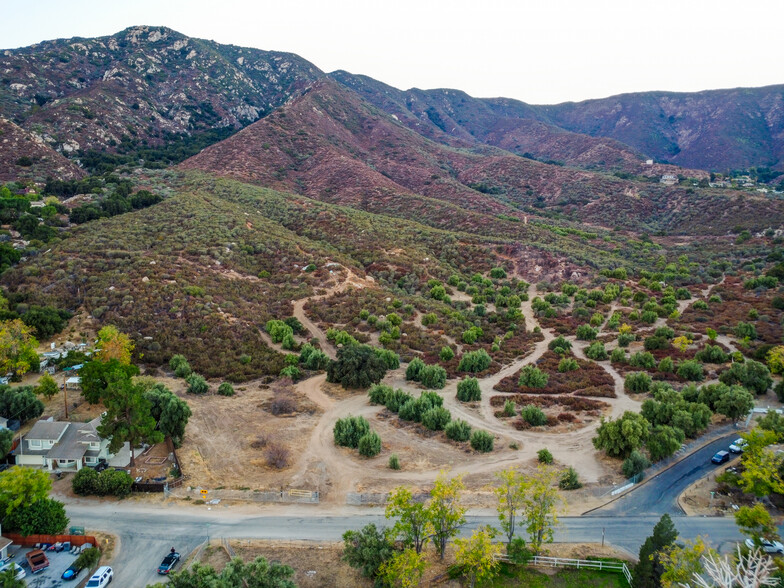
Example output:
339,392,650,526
0,562,25,581
86,566,113,587
729,438,748,453
745,538,784,554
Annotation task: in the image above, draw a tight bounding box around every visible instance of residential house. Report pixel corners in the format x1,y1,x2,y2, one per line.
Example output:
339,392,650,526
0,524,10,562
659,174,679,186
14,417,128,471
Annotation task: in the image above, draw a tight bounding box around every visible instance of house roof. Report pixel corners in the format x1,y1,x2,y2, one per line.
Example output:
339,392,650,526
25,421,69,442
45,424,86,461
0,537,11,551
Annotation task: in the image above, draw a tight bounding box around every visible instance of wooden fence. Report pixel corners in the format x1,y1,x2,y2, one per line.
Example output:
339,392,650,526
5,533,97,547
497,554,633,586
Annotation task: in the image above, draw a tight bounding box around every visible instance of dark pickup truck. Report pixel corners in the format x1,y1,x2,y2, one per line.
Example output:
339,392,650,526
26,549,50,573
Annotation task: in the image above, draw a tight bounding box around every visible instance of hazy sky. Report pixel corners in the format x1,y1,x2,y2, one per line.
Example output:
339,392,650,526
4,0,783,104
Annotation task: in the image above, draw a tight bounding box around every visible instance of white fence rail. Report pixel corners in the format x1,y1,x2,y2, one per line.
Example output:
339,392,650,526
497,554,632,585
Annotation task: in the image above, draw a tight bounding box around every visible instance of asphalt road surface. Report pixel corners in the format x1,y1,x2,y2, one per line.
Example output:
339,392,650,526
588,432,740,516
66,502,750,587
64,431,749,586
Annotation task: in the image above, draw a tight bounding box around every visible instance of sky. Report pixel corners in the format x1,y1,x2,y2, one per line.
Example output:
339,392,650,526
3,0,784,104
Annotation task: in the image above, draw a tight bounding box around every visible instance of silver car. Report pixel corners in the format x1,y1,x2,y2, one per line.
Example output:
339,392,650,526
745,538,784,554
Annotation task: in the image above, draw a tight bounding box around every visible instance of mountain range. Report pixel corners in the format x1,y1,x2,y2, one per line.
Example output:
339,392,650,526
1,25,784,175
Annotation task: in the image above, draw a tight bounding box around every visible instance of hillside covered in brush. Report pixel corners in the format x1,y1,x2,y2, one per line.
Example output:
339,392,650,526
181,79,782,235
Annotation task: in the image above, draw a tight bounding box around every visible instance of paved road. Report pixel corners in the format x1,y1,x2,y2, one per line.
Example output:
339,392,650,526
589,432,740,516
64,431,748,586
66,502,752,587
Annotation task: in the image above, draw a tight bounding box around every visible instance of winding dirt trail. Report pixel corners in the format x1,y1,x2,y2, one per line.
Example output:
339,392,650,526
283,274,731,501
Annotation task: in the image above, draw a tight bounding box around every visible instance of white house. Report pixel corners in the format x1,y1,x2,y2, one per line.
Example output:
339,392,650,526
659,174,679,186
14,417,127,471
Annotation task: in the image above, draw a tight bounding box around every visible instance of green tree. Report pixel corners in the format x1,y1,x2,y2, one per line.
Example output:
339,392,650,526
341,523,395,583
739,447,784,498
453,526,502,588
327,345,387,389
34,372,58,399
0,429,12,458
633,514,678,588
470,430,494,452
21,306,70,340
95,325,134,364
419,365,447,389
646,425,685,461
379,549,427,588
593,411,651,458
185,373,208,395
152,556,296,588
385,487,432,554
0,466,50,518
0,386,43,424
714,385,755,424
457,349,491,373
0,319,39,376
80,360,140,404
439,346,454,361
518,365,548,388
428,471,466,560
719,360,772,395
456,378,481,402
0,566,24,587
524,466,560,554
358,431,382,457
659,537,715,588
144,384,191,447
333,415,371,449
734,503,778,542
98,374,164,467
3,497,68,536
445,419,471,442
495,467,529,546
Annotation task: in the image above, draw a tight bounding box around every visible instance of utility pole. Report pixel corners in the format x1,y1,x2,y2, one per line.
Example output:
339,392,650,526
62,373,68,419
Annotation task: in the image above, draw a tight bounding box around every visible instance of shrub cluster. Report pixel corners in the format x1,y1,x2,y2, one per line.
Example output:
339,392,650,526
72,468,134,498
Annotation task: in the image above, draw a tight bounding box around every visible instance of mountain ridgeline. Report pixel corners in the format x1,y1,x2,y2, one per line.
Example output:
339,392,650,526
1,26,783,174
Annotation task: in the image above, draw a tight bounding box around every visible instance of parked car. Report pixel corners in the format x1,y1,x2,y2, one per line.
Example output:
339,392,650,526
711,450,730,464
92,459,108,472
26,549,50,573
745,538,784,554
0,562,25,581
86,566,113,587
61,563,81,581
157,551,180,575
729,438,748,454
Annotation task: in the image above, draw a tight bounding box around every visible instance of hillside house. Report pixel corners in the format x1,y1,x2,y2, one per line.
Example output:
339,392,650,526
14,417,128,471
660,174,679,186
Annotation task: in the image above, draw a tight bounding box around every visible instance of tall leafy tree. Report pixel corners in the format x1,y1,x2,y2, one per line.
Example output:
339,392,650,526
80,359,140,404
0,319,39,376
34,372,59,399
96,325,135,364
428,471,466,560
327,345,387,389
144,384,192,447
714,385,755,424
0,466,50,518
98,372,163,466
659,537,715,588
379,549,427,588
633,514,678,588
385,487,432,554
453,526,503,588
341,523,395,584
495,467,529,546
524,466,561,554
735,503,778,543
593,411,651,458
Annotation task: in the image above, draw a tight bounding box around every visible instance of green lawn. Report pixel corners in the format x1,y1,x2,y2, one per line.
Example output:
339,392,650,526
482,564,627,587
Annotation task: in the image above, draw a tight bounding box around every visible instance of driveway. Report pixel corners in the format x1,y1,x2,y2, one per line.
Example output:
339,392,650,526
588,432,740,516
